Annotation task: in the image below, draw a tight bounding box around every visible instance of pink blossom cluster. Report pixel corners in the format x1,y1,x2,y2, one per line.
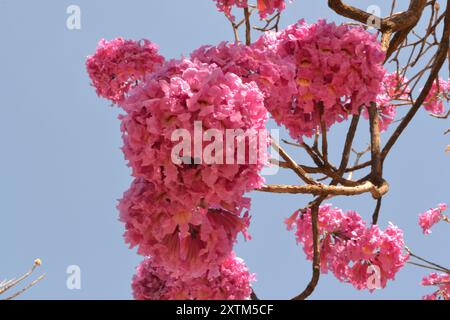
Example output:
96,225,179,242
120,58,268,210
118,58,265,297
86,38,164,104
213,0,287,20
423,78,450,115
87,38,265,299
118,178,251,279
418,203,448,235
193,20,386,140
132,255,255,300
422,272,450,300
191,41,297,128
253,20,386,140
287,204,409,291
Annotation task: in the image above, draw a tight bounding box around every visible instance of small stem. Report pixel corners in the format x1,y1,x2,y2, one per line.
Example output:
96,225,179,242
319,103,329,163
271,138,318,185
372,198,383,225
406,248,450,274
407,261,449,273
3,274,45,300
368,103,383,186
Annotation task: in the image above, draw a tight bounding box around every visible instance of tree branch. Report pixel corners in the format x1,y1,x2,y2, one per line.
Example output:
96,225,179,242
257,180,389,199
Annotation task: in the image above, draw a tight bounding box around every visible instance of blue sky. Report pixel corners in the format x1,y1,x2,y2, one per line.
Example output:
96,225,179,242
0,0,448,300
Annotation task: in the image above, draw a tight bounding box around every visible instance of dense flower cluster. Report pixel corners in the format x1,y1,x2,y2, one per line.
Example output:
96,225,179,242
118,178,251,278
287,204,409,291
213,0,287,20
418,203,448,235
253,20,386,140
117,58,266,297
257,0,286,18
192,41,297,130
422,273,450,300
120,58,268,209
132,255,255,300
86,38,164,104
423,78,450,115
88,38,266,299
194,20,386,141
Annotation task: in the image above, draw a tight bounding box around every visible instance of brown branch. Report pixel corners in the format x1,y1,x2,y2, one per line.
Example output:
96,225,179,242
385,0,428,59
368,103,383,186
319,103,329,163
244,7,251,45
345,159,371,173
257,180,389,199
269,158,323,174
271,139,318,185
372,198,383,225
292,201,322,300
250,288,259,300
328,0,427,32
338,113,361,175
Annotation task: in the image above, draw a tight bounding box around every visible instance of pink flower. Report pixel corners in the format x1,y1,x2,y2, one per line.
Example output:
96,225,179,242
213,0,287,20
287,204,409,291
194,21,387,141
192,41,298,132
421,273,450,300
132,255,255,300
213,0,248,20
423,79,449,115
418,203,448,235
88,42,269,284
118,178,251,279
253,20,386,141
120,58,268,210
86,38,165,104
257,0,287,19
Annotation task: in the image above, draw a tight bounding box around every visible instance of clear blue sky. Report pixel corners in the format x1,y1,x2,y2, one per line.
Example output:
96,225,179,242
0,0,448,300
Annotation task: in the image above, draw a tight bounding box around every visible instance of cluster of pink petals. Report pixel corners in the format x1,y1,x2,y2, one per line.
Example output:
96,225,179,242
193,21,388,141
213,0,287,20
86,38,164,104
191,41,297,127
256,0,287,18
423,78,450,115
194,23,406,139
287,204,409,291
253,20,386,140
422,272,450,300
121,58,268,210
132,255,255,300
118,178,251,279
418,203,448,235
87,38,264,298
